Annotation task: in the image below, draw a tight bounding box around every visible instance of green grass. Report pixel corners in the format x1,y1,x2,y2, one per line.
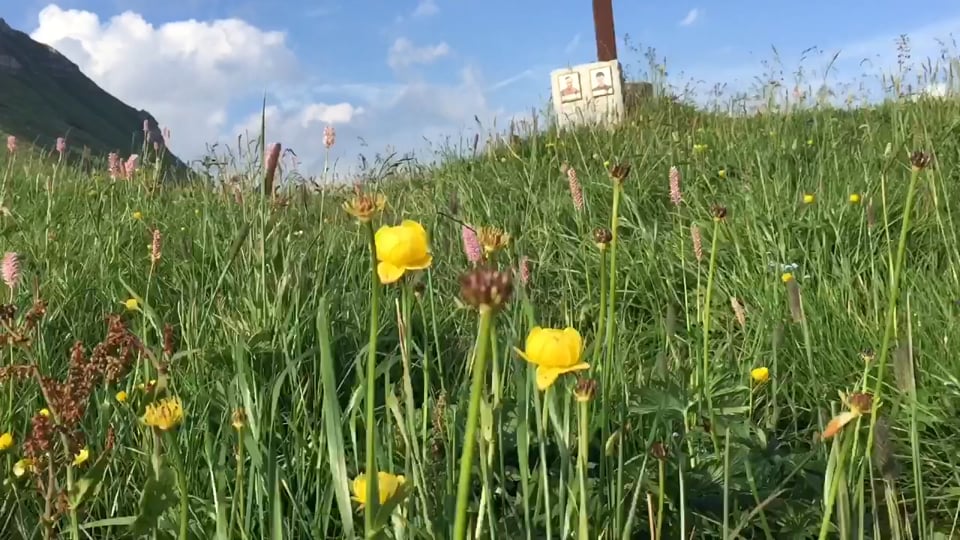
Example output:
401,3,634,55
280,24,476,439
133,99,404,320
1,67,960,540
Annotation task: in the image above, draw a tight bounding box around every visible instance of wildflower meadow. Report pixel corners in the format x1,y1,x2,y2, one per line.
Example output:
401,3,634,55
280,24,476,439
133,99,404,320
2,57,960,540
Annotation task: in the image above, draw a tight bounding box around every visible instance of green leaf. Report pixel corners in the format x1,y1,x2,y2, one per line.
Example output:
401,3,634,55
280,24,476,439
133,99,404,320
69,447,112,510
131,461,178,536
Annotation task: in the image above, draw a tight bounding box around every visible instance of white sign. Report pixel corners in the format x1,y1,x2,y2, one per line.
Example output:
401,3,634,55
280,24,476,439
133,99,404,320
550,60,625,130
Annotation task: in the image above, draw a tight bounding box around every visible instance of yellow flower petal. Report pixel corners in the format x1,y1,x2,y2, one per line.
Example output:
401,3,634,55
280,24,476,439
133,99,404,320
0,432,12,451
822,411,857,440
377,261,406,284
535,362,590,390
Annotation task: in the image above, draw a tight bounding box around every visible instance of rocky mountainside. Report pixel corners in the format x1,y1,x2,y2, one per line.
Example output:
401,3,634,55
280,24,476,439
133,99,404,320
0,17,185,170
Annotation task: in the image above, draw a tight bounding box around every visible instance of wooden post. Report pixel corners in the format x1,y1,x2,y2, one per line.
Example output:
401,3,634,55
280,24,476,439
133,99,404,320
592,0,617,61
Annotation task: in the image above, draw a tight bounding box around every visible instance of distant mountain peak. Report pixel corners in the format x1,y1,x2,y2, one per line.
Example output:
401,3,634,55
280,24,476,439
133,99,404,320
0,17,186,174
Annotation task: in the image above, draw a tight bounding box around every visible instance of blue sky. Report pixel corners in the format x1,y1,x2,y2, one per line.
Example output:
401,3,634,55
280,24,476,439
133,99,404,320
8,1,960,177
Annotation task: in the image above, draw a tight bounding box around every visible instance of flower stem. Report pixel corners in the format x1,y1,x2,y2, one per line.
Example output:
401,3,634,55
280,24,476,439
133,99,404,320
701,219,722,453
163,430,190,540
453,307,494,540
576,397,590,540
363,220,381,535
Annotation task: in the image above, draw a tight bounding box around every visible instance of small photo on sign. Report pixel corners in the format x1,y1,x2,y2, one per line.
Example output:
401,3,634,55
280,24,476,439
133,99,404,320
557,72,582,103
590,66,614,97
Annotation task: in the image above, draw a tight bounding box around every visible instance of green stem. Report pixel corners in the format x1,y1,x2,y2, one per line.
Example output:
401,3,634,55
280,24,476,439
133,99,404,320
603,186,621,375
701,218,722,453
163,430,190,540
363,220,381,535
860,164,923,522
577,398,590,540
453,308,494,540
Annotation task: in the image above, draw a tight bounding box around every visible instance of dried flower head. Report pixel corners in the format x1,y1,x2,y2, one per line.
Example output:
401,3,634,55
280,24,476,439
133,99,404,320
822,391,875,440
650,441,668,461
909,150,932,170
477,226,510,255
608,163,631,185
711,205,728,221
593,227,612,250
860,348,875,364
342,190,386,223
459,266,513,312
573,377,598,402
231,407,246,431
2,252,20,290
730,296,746,329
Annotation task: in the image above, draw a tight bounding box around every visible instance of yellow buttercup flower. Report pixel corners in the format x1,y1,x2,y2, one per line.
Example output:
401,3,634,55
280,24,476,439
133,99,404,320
142,396,184,431
781,272,794,283
849,193,861,204
750,367,770,384
39,408,50,418
718,169,726,179
374,220,432,284
514,327,590,391
0,432,13,451
132,211,143,220
13,458,33,477
351,472,406,508
115,391,128,403
73,447,90,466
123,298,139,311
803,193,815,204
342,192,386,223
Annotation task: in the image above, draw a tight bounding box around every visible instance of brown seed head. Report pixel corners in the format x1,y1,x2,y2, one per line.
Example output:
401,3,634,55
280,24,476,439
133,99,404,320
848,392,874,414
609,163,631,185
910,150,932,171
573,377,598,402
342,190,386,223
593,227,612,250
650,441,668,461
459,266,513,312
711,204,728,221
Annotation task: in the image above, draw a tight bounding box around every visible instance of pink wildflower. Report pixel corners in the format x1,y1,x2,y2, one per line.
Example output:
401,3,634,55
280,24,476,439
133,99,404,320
691,224,703,263
669,166,682,207
461,225,483,264
151,229,162,264
1,252,20,290
6,135,15,153
162,127,171,144
56,137,66,155
518,256,530,286
567,167,584,212
142,119,150,133
108,152,121,179
124,155,139,179
323,125,336,149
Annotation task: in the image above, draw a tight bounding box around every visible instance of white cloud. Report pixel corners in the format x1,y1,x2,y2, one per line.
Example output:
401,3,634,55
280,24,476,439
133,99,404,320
412,0,439,18
679,8,701,27
30,4,299,160
387,37,451,71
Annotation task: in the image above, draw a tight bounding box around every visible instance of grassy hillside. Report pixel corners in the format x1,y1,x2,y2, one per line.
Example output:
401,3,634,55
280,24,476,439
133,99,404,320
0,18,185,173
0,87,959,540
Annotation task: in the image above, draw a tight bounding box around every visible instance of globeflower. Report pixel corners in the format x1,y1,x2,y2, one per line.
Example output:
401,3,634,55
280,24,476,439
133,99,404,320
374,220,432,284
351,471,406,508
514,327,590,390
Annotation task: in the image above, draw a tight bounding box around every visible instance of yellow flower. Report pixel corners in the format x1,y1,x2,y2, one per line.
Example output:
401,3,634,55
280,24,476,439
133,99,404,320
342,192,386,223
142,396,184,431
73,447,90,466
39,408,50,418
803,193,815,204
693,143,708,153
351,472,406,508
374,220,432,284
849,193,861,204
750,367,770,384
13,458,33,477
514,327,590,390
115,390,128,403
0,432,13,451
123,298,139,311
806,139,814,146
781,272,794,283
132,211,143,220
477,226,510,255
718,169,726,179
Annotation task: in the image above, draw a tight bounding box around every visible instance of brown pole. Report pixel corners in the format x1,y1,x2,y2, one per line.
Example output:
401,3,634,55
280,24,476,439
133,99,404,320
592,0,617,61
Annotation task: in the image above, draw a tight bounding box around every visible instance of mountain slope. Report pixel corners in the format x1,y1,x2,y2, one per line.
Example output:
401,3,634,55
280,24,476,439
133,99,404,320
0,17,185,170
